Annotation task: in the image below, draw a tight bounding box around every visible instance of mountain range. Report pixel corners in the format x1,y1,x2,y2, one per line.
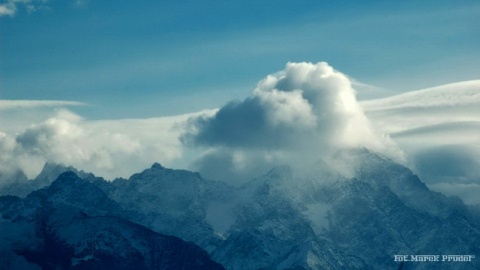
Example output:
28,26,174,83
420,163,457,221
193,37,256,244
1,149,479,269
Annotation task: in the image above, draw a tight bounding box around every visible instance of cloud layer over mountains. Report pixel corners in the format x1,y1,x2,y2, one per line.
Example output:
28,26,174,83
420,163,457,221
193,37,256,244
183,62,402,183
0,108,208,179
361,80,480,204
0,62,402,184
1,63,479,204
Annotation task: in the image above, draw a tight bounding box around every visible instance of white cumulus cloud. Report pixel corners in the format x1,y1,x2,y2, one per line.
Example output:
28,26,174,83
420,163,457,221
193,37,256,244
183,62,403,184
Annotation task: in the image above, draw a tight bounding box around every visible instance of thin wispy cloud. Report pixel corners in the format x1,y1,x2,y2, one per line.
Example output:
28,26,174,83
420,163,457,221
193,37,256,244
0,100,86,110
361,80,480,138
0,0,48,17
361,80,480,204
2,1,477,122
362,80,480,111
73,0,88,8
0,0,90,16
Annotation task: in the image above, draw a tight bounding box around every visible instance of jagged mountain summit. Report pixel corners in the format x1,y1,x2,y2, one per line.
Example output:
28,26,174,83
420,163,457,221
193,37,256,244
1,149,480,269
0,172,224,270
0,162,95,198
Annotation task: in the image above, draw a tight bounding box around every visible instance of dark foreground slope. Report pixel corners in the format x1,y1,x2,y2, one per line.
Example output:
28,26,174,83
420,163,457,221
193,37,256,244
0,172,224,270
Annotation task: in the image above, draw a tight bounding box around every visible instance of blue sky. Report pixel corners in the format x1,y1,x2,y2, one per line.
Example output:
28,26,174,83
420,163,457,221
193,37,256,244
1,0,479,119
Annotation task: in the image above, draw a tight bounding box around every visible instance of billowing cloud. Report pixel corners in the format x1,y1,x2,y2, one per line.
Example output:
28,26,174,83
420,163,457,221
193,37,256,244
0,131,20,177
0,100,89,181
0,107,213,180
0,100,87,136
183,62,403,183
184,90,315,150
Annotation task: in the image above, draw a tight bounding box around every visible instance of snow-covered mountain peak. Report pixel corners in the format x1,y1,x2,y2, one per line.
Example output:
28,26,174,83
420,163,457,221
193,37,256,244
130,162,202,184
0,162,98,198
35,162,95,183
28,171,125,218
35,162,69,181
328,148,468,219
3,152,480,269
